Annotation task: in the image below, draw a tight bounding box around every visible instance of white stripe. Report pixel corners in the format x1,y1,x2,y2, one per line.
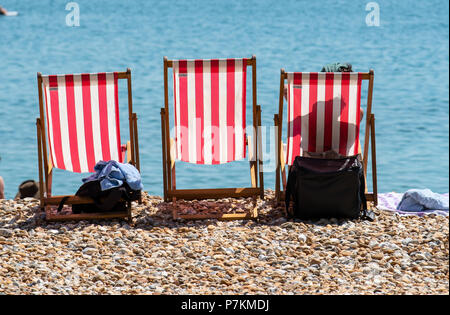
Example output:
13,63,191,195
56,76,73,172
106,73,119,162
202,60,212,164
347,74,359,155
316,73,326,152
300,73,309,156
234,59,244,161
218,60,228,164
89,74,103,164
187,61,197,163
332,73,342,153
73,75,88,172
174,61,182,160
287,73,294,165
43,77,58,170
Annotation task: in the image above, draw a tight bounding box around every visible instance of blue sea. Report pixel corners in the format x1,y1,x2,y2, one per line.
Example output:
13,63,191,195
0,0,448,199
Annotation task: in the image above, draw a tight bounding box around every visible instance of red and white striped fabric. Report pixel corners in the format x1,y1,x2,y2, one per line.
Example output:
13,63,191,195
42,72,122,173
285,72,362,165
172,59,247,165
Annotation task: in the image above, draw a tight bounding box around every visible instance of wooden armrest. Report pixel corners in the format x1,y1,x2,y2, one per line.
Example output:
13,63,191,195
45,195,94,205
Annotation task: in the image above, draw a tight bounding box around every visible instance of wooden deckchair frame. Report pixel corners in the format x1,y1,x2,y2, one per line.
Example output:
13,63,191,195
161,56,264,221
274,69,378,208
36,68,140,222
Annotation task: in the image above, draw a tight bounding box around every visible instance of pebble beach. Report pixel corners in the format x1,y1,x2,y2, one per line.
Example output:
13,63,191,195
0,190,448,295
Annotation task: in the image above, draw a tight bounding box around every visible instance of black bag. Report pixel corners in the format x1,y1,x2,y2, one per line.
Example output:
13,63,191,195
285,155,374,221
58,180,140,214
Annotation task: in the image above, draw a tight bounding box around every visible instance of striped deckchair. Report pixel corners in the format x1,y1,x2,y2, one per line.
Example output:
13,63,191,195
161,56,263,220
36,69,140,222
274,70,378,207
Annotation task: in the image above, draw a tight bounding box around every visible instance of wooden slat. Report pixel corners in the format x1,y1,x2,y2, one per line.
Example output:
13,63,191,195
166,58,255,68
126,69,135,166
177,212,257,221
45,195,134,206
363,70,375,176
116,71,131,79
45,195,95,205
168,188,261,200
45,211,129,222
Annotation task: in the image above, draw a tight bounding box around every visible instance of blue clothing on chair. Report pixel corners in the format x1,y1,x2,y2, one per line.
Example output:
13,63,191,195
397,189,449,212
83,160,143,191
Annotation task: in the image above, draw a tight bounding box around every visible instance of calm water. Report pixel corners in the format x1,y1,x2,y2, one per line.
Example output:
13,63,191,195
0,0,448,199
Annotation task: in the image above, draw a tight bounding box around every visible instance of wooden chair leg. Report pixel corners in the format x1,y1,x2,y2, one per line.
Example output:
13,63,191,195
248,135,257,188
132,113,140,172
36,119,46,211
160,108,168,202
257,105,264,199
171,162,176,191
282,165,287,192
250,161,257,188
370,114,378,206
274,114,280,203
47,168,53,197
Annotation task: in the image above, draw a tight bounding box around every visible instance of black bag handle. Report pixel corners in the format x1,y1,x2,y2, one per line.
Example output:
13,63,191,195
57,196,70,213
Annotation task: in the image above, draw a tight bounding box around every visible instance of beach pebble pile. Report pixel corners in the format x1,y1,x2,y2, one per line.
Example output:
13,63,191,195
0,191,448,295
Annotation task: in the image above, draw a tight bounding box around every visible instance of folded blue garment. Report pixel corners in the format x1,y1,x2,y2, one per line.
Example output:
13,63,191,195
83,160,143,191
397,189,449,211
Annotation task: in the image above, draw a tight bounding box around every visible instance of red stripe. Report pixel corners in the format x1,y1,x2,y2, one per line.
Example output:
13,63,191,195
339,73,350,155
354,73,362,155
292,73,302,162
286,77,291,165
323,73,334,151
97,73,111,162
114,73,122,162
242,59,247,159
178,60,189,163
81,74,96,171
195,60,204,164
226,59,235,163
64,75,81,172
210,59,220,164
43,80,55,168
308,73,318,152
48,76,65,170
